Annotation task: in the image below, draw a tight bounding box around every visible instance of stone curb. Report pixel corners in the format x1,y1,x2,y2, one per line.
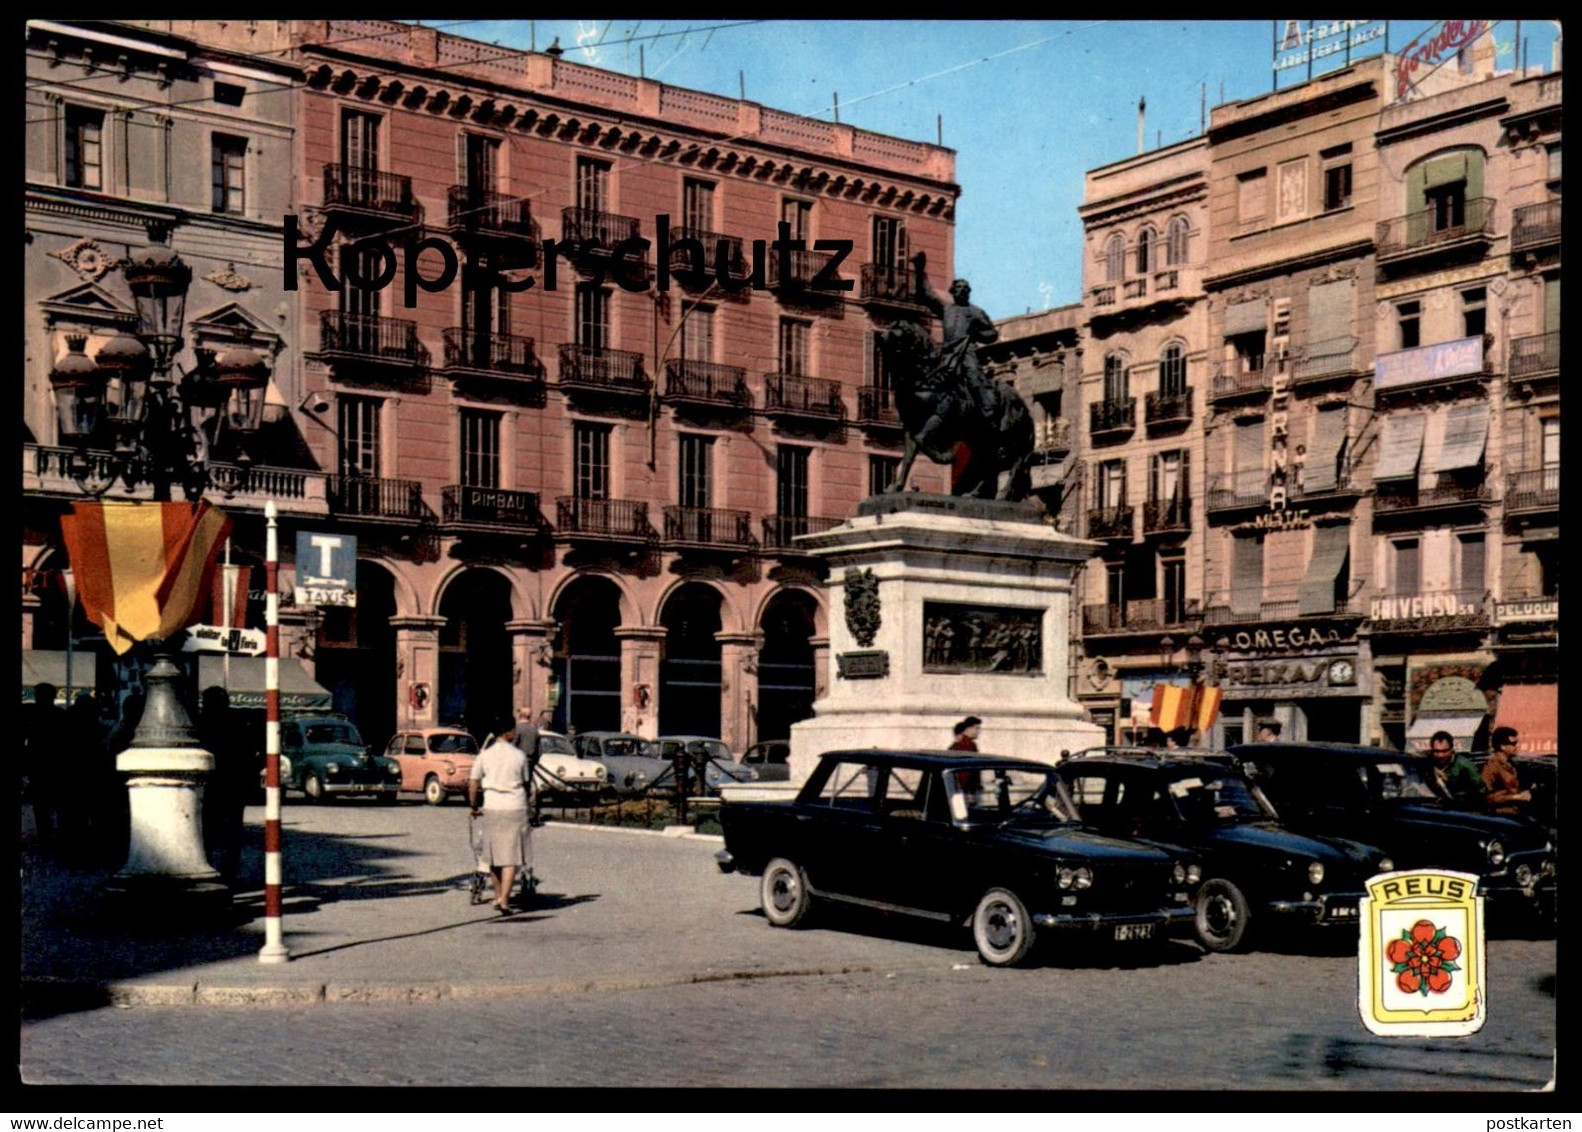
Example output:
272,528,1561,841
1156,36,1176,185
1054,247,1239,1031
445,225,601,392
544,822,723,842
21,963,920,1010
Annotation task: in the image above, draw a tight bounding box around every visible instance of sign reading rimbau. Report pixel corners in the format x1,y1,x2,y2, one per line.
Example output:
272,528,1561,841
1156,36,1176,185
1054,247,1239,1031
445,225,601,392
295,531,357,607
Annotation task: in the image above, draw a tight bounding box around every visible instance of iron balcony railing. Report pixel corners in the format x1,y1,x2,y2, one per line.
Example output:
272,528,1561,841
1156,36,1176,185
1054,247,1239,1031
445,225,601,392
560,206,642,248
1123,279,1147,300
1204,593,1359,626
558,344,647,392
859,263,924,307
1374,477,1492,514
767,248,837,290
1091,285,1117,307
207,463,314,500
442,328,539,376
761,513,841,551
1143,496,1191,533
555,496,651,540
1210,361,1274,401
1288,459,1360,501
1036,419,1073,456
442,485,542,530
1506,467,1560,514
1510,200,1561,252
1089,396,1136,436
446,186,533,237
666,226,744,278
1376,196,1495,260
1087,504,1134,540
322,164,417,217
328,474,424,520
1292,339,1359,384
1082,599,1195,636
764,373,845,419
1144,387,1192,426
663,506,754,548
1508,332,1560,380
1206,474,1268,513
663,359,750,407
857,385,902,425
319,311,422,364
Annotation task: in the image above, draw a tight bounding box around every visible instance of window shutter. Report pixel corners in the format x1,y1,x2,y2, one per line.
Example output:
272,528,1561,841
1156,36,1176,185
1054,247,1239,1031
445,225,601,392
1465,150,1484,202
1180,449,1191,503
1231,535,1263,615
1149,453,1160,503
1224,299,1266,337
1298,522,1351,615
896,221,909,270
1423,152,1468,189
1419,409,1450,484
1304,406,1348,493
1432,402,1491,472
456,133,468,189
1545,278,1560,333
1306,280,1352,349
1234,418,1264,496
1373,414,1426,481
1405,162,1428,215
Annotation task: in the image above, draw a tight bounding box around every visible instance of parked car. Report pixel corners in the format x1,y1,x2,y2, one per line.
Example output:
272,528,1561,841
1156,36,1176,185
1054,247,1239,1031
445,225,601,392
1229,742,1556,916
656,736,760,793
279,713,400,803
385,727,478,805
1474,753,1557,840
572,731,675,795
740,740,792,782
717,749,1201,967
534,731,608,800
1057,749,1394,952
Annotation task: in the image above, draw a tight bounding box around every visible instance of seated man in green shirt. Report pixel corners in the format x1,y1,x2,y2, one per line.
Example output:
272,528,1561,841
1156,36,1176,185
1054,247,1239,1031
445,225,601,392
1428,729,1484,809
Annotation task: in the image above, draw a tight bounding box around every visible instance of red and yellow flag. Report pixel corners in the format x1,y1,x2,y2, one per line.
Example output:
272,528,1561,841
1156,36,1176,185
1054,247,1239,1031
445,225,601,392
59,500,233,654
1150,683,1225,735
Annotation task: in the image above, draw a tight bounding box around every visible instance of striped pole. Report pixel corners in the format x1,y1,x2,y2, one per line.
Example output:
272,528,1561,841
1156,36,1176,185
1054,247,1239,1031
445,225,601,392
258,501,290,963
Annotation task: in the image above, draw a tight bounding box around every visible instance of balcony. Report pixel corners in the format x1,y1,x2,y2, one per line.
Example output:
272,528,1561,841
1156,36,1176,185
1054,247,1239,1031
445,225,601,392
1144,387,1193,428
1289,460,1362,505
1089,396,1136,440
554,496,652,542
319,311,422,367
856,385,902,429
662,506,754,551
761,513,841,553
1143,496,1191,535
767,249,840,295
440,328,540,386
1373,477,1492,518
327,475,425,522
1206,474,1267,515
663,359,750,410
321,164,418,223
1506,468,1559,515
1375,196,1495,265
1082,599,1197,636
1510,200,1561,253
24,445,329,515
1291,339,1362,388
666,227,744,283
557,344,648,395
1087,504,1134,541
441,486,543,533
1028,448,1068,491
1090,285,1117,307
1036,419,1073,459
1367,588,1488,633
764,374,845,421
1508,332,1559,383
446,187,534,239
859,263,925,311
1210,362,1274,404
560,206,642,249
1204,592,1360,626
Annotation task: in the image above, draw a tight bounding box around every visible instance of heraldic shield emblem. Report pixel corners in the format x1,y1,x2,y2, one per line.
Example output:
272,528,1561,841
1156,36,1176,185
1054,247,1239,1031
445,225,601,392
1358,869,1485,1037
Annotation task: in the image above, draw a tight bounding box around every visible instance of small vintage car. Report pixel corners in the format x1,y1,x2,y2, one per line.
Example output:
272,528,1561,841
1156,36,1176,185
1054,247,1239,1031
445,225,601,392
385,727,478,805
280,713,400,803
656,736,760,793
717,750,1201,967
573,731,675,796
1057,749,1394,952
1229,742,1556,916
534,731,609,800
740,740,792,783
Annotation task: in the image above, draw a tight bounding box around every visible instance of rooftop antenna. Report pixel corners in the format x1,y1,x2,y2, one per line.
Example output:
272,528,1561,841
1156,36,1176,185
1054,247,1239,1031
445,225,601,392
832,91,839,123
739,70,745,100
639,44,644,77
1137,95,1146,154
1200,82,1206,134
937,113,942,146
530,20,535,52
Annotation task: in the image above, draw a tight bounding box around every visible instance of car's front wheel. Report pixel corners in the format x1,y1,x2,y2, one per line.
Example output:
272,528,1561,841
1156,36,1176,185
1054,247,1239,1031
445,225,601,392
423,775,447,806
760,857,813,928
302,773,325,803
1194,878,1251,952
972,887,1037,967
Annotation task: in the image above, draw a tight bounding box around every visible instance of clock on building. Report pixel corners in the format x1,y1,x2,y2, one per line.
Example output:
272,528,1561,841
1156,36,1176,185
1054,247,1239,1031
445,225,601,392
1328,659,1356,686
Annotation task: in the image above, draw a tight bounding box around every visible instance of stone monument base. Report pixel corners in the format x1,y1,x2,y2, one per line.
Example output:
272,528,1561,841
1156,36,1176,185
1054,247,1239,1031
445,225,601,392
787,494,1104,783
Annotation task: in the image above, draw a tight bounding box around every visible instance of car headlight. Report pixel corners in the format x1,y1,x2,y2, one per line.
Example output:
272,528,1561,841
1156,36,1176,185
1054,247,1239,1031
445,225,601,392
745,767,760,781
325,762,340,775
1057,867,1075,890
1307,861,1325,886
1186,864,1202,884
1377,857,1395,874
1172,864,1186,884
387,762,401,777
1073,867,1093,890
1486,839,1506,866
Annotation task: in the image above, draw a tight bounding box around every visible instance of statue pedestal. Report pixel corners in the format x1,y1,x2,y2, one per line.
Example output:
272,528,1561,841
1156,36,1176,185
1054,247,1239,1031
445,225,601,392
787,494,1105,782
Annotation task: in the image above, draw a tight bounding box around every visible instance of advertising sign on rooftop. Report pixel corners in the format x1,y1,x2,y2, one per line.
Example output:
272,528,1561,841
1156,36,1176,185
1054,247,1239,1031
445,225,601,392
1273,19,1387,77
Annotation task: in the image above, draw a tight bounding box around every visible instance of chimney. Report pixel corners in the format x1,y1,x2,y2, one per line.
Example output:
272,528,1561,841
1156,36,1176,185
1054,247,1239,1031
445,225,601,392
1137,95,1147,154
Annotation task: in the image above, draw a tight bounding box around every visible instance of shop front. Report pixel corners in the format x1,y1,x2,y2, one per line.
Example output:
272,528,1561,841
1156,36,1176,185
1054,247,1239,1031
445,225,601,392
1208,630,1371,747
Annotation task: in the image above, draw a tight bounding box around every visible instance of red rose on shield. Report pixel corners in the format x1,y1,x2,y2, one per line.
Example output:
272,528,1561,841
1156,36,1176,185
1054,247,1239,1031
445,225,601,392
1386,919,1463,996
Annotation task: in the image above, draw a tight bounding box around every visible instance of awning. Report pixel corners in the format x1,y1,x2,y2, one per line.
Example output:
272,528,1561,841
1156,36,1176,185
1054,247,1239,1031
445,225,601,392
1374,413,1426,481
1407,711,1483,753
198,655,333,711
1298,522,1351,615
21,651,86,703
1225,298,1266,337
1307,280,1353,343
1304,406,1349,493
1493,684,1557,755
1432,402,1491,472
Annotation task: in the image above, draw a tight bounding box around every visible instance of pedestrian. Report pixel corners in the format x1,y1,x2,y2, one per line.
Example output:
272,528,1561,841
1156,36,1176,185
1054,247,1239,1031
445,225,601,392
1481,726,1532,817
197,686,248,883
467,713,534,914
949,716,982,752
64,692,106,859
1427,729,1483,809
1256,720,1283,742
25,683,64,851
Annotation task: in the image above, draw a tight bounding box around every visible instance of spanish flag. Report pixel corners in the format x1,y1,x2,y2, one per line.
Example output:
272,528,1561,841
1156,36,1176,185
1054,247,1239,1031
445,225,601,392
59,501,233,654
1150,683,1225,734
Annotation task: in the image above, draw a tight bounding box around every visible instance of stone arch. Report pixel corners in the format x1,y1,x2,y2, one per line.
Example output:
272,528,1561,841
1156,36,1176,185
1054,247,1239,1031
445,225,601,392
657,581,726,738
430,561,536,622
545,568,640,629
752,582,827,640
314,559,400,753
435,567,515,737
649,575,747,636
755,588,820,744
549,573,627,735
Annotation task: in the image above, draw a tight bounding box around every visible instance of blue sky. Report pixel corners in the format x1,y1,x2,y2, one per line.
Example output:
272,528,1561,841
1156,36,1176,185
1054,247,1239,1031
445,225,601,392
418,19,1560,318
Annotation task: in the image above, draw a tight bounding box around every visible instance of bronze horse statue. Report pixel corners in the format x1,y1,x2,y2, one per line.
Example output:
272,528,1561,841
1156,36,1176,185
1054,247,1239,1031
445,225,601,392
878,321,1035,501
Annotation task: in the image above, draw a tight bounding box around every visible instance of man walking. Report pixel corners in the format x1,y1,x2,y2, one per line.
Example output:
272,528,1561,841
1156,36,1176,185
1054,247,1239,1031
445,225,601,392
1428,729,1483,808
1481,726,1532,816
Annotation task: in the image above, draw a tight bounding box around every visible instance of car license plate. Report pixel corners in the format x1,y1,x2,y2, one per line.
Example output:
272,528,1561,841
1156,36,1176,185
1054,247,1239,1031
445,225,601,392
1326,903,1358,920
346,785,375,792
1114,923,1154,942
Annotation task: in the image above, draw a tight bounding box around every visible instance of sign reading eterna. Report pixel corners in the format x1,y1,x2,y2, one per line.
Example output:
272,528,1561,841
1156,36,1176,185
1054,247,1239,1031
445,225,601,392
295,531,357,607
1369,592,1483,620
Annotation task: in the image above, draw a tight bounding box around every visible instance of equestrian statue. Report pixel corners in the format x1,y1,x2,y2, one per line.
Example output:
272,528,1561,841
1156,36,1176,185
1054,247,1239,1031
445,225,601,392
878,252,1034,502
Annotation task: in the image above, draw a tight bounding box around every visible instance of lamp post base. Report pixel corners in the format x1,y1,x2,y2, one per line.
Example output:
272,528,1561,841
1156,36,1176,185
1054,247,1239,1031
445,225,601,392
107,746,229,917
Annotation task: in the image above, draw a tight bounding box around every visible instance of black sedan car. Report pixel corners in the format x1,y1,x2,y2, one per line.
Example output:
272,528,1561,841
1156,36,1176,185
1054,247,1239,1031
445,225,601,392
1229,743,1555,916
1057,749,1394,952
717,750,1201,967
